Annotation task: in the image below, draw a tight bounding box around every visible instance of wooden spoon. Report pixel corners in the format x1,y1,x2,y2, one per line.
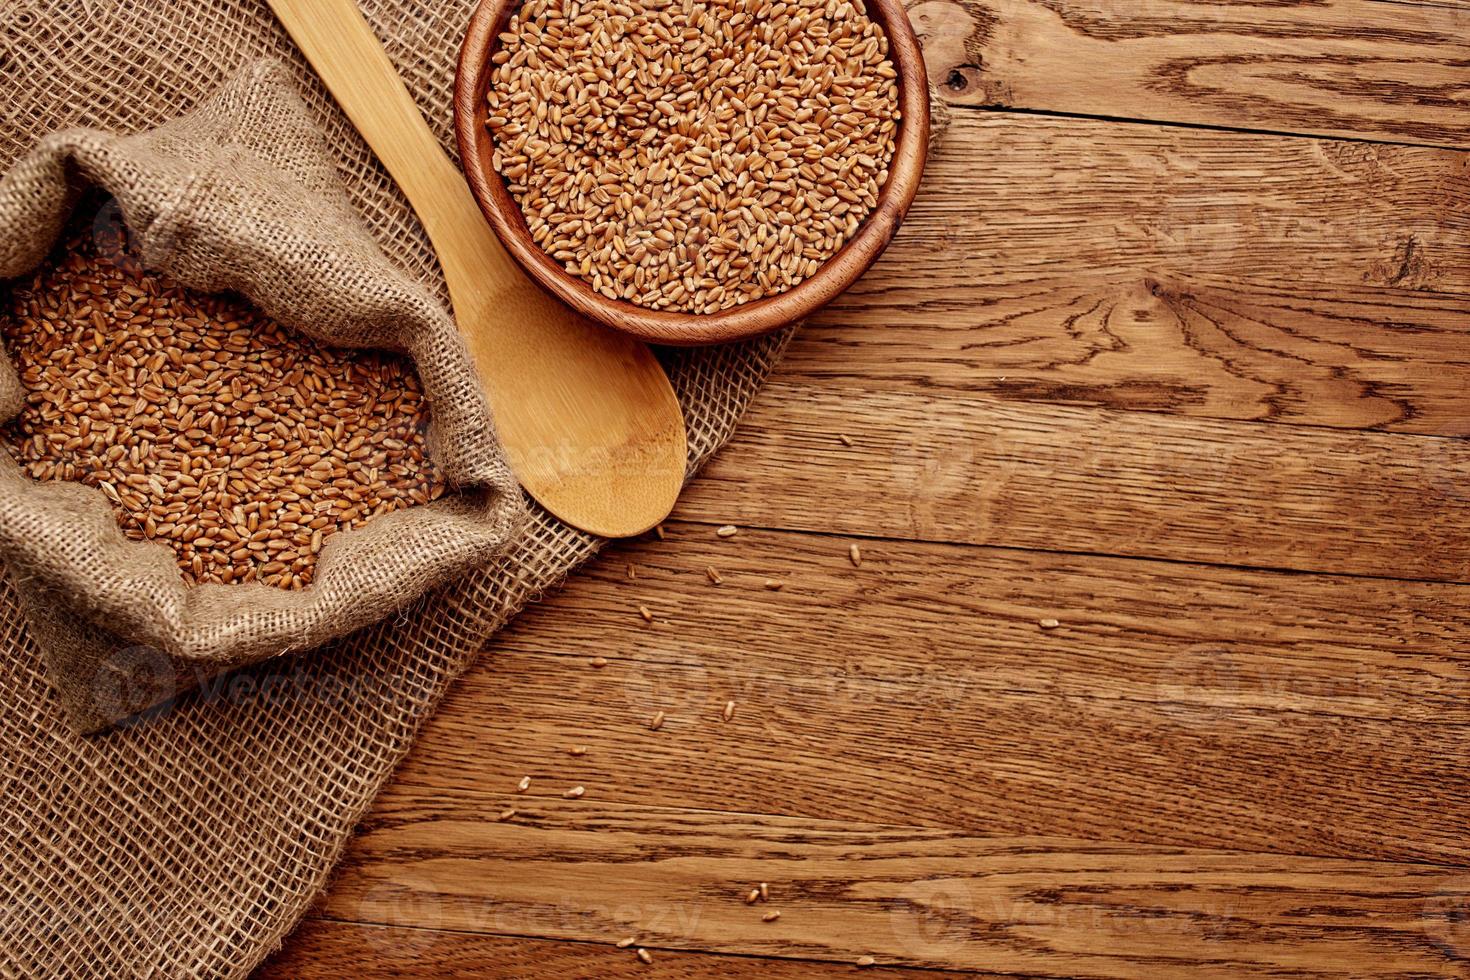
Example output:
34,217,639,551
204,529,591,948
266,0,686,538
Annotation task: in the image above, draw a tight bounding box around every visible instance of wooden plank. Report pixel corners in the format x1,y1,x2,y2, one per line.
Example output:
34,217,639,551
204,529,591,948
464,524,1470,726
776,102,1470,435
385,630,1470,867
676,381,1470,582
258,918,972,978
321,798,1470,977
797,270,1470,436
899,114,1470,296
914,0,1470,148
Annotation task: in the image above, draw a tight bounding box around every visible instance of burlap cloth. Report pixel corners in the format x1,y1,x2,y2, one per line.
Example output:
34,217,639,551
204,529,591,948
0,60,530,735
0,1,946,974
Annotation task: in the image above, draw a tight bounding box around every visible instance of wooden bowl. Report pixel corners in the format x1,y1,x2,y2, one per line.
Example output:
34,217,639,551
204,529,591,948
453,0,930,346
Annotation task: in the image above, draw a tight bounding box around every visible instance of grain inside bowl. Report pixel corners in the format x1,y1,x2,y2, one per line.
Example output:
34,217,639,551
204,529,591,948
0,201,446,590
485,0,901,315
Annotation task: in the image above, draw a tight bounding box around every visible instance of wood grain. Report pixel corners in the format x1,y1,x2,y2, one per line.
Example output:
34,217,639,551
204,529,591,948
450,524,1470,726
677,382,1470,582
797,270,1470,436
373,527,1470,867
914,0,1470,148
893,113,1470,295
318,798,1470,977
260,919,973,978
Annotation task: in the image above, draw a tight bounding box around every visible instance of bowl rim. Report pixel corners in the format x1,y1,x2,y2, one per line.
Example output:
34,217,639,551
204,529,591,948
453,0,930,346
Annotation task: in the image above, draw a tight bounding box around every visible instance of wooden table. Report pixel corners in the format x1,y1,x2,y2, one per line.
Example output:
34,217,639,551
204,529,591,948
261,2,1470,975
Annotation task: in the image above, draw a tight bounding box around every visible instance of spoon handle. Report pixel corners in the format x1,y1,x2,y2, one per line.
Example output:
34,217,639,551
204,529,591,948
267,0,686,537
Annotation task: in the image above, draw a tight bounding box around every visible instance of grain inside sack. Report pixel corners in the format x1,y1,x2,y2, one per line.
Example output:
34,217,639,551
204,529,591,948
486,0,900,313
0,63,523,732
1,205,447,590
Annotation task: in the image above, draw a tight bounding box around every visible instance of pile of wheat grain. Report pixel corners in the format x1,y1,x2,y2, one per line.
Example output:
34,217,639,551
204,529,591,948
0,212,446,589
486,0,900,314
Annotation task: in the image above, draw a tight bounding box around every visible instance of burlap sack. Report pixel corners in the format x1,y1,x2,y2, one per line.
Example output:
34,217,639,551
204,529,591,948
0,61,526,734
0,1,944,975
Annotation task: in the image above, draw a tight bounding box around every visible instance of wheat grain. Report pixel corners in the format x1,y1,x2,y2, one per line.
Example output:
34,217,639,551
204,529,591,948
0,219,444,590
485,0,900,314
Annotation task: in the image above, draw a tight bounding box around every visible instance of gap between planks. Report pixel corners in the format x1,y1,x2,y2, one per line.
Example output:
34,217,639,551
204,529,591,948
262,917,984,978
945,102,1466,155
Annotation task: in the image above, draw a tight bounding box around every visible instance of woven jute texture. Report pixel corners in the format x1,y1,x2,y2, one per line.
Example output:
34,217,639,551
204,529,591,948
0,62,527,734
0,1,789,976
